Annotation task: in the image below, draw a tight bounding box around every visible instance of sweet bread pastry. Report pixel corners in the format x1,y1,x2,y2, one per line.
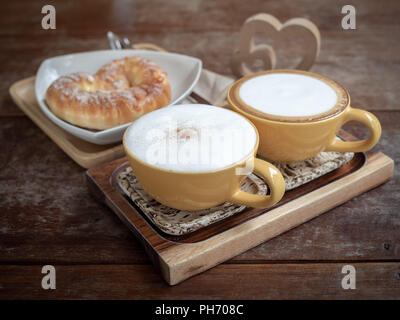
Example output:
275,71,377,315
45,56,171,130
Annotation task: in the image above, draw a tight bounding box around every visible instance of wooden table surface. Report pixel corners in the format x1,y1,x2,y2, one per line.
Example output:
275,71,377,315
0,0,399,299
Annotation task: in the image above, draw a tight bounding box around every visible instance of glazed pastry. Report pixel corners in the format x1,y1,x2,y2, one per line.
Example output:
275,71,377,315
45,56,171,130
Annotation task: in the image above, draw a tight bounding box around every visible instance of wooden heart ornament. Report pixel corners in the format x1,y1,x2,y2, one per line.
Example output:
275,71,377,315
231,13,321,77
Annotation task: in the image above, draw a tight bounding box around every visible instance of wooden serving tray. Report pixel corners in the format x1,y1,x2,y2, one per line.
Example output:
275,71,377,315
9,77,125,168
86,132,394,285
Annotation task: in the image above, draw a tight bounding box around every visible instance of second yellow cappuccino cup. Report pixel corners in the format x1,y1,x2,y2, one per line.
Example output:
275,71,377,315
227,70,382,163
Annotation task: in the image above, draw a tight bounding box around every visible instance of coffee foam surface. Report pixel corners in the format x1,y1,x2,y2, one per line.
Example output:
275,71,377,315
239,73,339,117
125,104,257,172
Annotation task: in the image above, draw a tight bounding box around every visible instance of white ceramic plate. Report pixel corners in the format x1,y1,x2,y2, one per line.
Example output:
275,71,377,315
35,50,202,144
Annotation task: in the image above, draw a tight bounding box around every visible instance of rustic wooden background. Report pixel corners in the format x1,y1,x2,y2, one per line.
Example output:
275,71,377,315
0,0,399,299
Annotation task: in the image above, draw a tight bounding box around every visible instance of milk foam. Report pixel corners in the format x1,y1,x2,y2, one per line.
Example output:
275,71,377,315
239,73,338,117
125,104,257,172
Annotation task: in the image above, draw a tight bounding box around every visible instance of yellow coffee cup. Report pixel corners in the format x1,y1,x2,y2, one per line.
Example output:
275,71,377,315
227,70,382,163
123,104,285,211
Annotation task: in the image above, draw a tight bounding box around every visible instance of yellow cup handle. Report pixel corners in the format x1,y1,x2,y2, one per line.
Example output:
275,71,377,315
229,158,285,208
325,107,381,153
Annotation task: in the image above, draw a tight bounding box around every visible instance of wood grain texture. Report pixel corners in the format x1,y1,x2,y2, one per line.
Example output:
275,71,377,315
1,263,399,299
1,0,399,116
1,0,399,297
9,77,125,168
1,112,398,267
87,148,393,284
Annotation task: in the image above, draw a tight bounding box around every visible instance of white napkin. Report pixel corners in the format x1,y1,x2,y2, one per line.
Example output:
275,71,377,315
182,69,235,105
